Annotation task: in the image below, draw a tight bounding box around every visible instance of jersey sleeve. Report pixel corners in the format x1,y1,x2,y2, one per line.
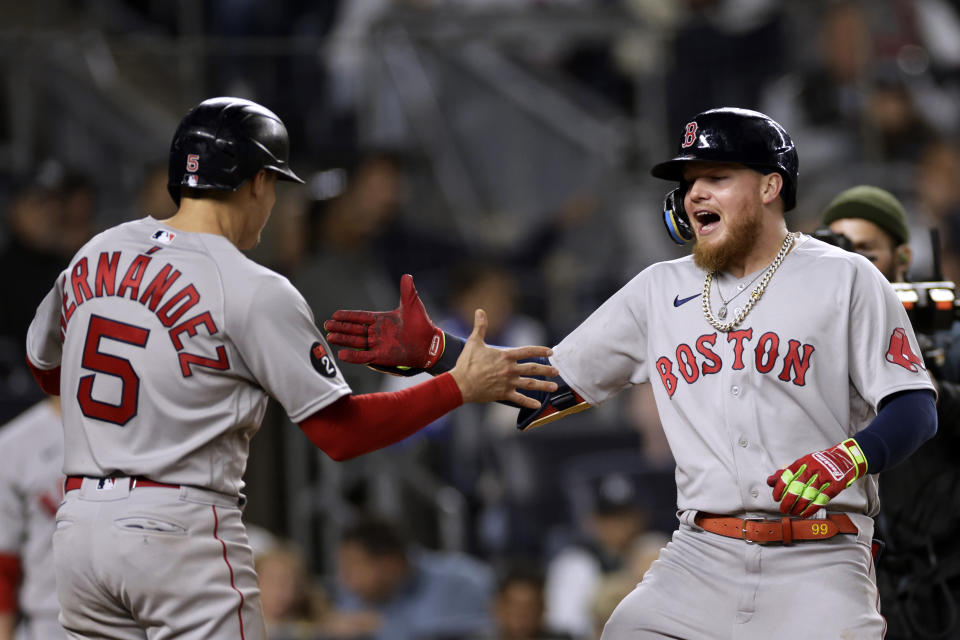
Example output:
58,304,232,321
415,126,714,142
847,259,935,408
0,435,25,555
25,279,65,371
233,274,351,422
549,271,649,406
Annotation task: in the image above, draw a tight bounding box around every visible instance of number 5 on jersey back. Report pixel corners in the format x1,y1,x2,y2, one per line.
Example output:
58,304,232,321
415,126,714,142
77,315,150,426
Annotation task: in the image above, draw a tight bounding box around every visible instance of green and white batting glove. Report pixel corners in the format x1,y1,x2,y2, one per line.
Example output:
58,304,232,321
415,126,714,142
766,438,868,518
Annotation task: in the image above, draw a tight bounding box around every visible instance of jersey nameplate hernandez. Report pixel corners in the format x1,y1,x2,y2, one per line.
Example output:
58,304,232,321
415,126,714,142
58,249,231,391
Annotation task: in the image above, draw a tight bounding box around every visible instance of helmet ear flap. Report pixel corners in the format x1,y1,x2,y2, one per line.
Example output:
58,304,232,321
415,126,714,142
663,187,694,244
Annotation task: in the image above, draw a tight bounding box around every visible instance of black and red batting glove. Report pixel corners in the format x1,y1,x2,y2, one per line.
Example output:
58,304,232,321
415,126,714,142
766,438,868,518
323,274,445,371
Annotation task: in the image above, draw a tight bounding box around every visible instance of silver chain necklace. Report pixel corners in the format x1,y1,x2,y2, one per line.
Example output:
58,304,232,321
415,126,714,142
713,268,767,320
702,232,798,332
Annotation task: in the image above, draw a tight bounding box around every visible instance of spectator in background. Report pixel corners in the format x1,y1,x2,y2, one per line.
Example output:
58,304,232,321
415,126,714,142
761,1,875,174
472,563,571,640
295,152,405,394
137,163,178,221
0,397,66,639
666,0,787,135
588,531,670,640
819,183,960,381
544,473,646,640
256,543,328,640
862,67,937,165
430,261,549,441
58,172,99,257
328,515,496,640
374,263,550,557
623,383,673,468
762,3,955,203
821,185,913,283
438,262,547,357
913,138,960,284
0,177,81,422
0,170,98,637
818,182,960,384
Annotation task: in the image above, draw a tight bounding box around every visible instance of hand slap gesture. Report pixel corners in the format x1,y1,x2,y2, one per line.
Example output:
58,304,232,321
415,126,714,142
450,309,558,409
323,274,443,369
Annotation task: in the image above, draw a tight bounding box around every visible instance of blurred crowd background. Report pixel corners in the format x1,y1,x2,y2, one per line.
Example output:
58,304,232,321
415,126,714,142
3,0,960,638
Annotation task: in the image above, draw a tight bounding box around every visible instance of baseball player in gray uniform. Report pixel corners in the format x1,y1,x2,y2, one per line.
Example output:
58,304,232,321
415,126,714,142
0,398,66,640
23,97,558,640
323,108,939,638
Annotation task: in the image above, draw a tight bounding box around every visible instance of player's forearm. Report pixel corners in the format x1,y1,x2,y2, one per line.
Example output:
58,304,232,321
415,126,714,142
0,553,21,638
298,373,462,461
0,612,15,640
853,389,937,473
25,356,61,396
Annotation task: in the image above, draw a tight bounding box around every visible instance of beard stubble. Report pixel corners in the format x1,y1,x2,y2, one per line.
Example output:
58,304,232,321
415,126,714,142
692,204,765,273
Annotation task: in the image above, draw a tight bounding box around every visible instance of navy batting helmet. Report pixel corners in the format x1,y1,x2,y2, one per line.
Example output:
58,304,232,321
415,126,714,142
651,107,798,244
167,97,304,206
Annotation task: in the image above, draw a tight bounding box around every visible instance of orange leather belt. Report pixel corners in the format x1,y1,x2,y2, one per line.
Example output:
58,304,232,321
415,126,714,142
64,476,181,492
695,513,858,545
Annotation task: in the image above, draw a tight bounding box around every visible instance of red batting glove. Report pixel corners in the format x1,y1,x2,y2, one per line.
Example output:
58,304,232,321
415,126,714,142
766,438,868,518
323,274,445,369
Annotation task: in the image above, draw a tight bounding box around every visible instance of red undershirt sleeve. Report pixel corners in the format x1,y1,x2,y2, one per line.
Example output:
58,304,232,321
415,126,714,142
298,372,463,461
0,553,21,613
25,356,60,396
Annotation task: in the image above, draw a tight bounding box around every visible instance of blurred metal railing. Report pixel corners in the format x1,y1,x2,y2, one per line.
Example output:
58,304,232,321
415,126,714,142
283,427,469,575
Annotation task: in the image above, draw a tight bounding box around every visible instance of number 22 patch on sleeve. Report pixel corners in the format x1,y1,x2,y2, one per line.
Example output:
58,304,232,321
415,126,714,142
310,342,338,378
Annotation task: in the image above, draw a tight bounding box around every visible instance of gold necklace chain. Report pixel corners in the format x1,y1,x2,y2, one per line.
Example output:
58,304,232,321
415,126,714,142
702,232,798,332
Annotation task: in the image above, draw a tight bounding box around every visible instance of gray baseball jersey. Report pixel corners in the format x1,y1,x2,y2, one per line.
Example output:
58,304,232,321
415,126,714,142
0,400,65,638
26,216,351,496
554,234,934,638
551,234,934,517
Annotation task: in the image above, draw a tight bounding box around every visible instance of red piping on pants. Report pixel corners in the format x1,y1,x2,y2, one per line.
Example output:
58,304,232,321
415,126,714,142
213,505,246,640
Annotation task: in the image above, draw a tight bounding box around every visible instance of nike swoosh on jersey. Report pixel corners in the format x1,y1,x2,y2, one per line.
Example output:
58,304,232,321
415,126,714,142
673,293,700,307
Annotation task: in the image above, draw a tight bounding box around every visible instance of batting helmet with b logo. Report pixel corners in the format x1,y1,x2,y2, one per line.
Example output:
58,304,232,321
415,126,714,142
650,107,799,244
167,97,304,206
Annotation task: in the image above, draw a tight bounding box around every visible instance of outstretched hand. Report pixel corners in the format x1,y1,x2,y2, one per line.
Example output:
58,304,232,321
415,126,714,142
450,309,558,408
323,274,443,369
